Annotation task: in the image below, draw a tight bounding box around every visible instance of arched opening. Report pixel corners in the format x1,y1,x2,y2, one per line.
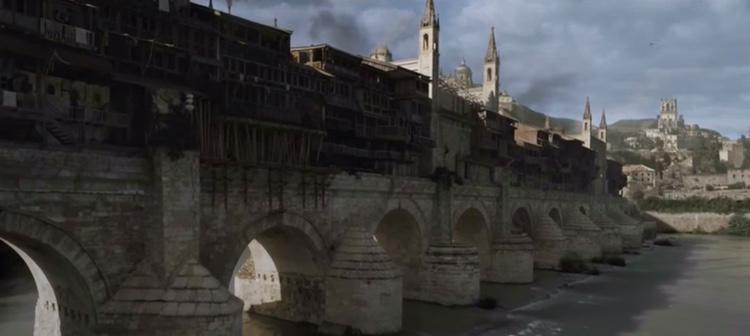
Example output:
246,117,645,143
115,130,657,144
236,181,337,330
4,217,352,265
375,209,423,297
454,208,490,280
0,239,35,334
0,236,97,336
512,207,533,237
0,211,101,336
422,34,429,50
229,224,325,332
487,68,493,81
549,208,563,227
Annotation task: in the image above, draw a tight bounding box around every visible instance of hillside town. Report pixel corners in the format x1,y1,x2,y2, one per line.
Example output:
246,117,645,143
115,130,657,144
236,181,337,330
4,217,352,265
614,98,750,200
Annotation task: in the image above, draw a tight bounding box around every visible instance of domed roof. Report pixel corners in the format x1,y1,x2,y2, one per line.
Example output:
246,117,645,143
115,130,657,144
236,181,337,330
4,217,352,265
455,59,472,76
453,59,473,87
370,44,393,62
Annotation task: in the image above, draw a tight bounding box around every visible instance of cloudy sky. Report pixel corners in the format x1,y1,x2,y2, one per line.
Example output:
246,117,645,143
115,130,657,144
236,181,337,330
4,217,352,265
196,0,750,138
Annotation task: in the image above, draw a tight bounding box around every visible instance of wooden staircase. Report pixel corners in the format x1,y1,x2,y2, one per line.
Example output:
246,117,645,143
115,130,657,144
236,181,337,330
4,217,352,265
45,120,77,145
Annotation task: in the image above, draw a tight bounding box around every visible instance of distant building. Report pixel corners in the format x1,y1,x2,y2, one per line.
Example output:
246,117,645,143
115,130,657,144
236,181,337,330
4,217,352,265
683,169,750,189
719,140,745,169
657,98,685,132
623,164,657,188
645,98,687,153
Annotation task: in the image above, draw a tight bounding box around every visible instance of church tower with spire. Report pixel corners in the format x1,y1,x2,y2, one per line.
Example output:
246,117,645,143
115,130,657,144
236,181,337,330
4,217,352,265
418,0,440,96
598,109,607,142
483,27,500,112
582,97,593,148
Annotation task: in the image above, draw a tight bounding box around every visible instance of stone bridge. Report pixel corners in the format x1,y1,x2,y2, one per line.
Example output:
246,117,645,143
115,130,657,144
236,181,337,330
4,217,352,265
0,146,648,335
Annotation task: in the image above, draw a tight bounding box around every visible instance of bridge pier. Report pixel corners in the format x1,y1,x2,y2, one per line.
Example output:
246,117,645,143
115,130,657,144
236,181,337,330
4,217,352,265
406,244,480,306
608,207,644,253
485,235,535,283
531,212,568,270
403,181,481,306
98,150,242,335
322,225,402,335
563,207,603,260
589,208,624,255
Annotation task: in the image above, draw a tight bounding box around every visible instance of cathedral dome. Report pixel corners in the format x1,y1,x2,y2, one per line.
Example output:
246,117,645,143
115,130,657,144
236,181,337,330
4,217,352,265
454,59,473,87
370,45,393,62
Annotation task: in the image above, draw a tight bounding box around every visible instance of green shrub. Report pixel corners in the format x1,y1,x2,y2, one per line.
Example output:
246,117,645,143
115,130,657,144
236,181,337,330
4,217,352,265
654,238,679,246
728,182,746,190
638,196,750,214
592,256,627,267
476,297,498,310
560,252,599,275
727,213,750,237
690,226,707,235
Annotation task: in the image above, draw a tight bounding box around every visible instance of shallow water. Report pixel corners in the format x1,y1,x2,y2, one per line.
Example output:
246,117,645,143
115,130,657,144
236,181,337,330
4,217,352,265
3,235,750,336
0,263,35,335
489,235,750,336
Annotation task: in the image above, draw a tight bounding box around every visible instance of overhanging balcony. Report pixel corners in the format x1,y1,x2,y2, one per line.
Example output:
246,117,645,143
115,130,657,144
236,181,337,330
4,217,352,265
40,19,96,50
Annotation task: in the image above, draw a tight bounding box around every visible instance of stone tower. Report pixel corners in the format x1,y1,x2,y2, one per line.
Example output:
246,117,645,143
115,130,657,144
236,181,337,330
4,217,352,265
598,109,607,142
418,0,440,95
658,98,679,131
582,97,592,148
483,27,499,112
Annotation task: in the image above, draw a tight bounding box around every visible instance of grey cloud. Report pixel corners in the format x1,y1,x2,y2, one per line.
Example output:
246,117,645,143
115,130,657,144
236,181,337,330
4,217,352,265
516,73,579,110
309,10,370,54
194,0,750,138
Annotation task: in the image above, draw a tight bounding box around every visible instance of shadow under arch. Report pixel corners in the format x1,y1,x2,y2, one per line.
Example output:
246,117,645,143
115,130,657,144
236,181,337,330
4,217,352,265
549,207,563,228
453,208,491,280
511,206,533,238
227,210,328,326
374,208,423,298
0,209,107,336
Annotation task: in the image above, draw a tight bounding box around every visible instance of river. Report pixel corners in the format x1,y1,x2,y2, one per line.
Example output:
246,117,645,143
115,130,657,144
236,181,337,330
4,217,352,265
3,235,750,335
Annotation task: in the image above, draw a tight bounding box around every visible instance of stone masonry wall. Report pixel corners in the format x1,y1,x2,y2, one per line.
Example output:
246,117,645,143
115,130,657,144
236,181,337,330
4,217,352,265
647,211,746,233
0,145,150,300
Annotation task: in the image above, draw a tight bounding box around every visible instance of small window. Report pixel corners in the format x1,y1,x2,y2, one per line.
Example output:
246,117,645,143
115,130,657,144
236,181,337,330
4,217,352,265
422,34,429,51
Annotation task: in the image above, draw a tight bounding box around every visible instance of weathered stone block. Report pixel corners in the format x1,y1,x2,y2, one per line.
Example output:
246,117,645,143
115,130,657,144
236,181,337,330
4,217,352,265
323,226,402,335
406,245,480,306
486,235,534,284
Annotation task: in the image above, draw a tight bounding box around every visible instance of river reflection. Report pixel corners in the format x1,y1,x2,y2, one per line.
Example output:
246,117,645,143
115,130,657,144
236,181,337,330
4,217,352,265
5,235,750,336
243,313,315,336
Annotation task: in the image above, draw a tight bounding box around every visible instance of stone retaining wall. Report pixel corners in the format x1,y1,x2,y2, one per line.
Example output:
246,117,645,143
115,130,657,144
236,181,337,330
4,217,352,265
646,212,746,233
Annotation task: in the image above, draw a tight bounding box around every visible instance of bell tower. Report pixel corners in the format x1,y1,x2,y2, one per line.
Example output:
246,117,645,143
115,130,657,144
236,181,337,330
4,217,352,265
418,0,440,97
598,109,608,142
582,97,592,148
483,27,500,112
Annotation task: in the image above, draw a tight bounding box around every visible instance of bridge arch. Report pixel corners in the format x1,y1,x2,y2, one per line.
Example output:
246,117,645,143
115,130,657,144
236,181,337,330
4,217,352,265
374,207,424,298
453,207,491,279
0,209,108,335
374,208,424,270
511,206,534,237
227,210,328,325
548,207,563,228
